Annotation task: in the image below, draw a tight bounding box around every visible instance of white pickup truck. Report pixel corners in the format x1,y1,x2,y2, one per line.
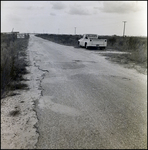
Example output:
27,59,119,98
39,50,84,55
78,34,107,50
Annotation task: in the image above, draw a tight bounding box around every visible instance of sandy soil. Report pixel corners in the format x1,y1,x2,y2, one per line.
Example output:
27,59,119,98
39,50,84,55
1,91,39,149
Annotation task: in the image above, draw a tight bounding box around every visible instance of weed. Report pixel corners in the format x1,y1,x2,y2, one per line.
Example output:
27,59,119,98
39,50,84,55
8,82,29,91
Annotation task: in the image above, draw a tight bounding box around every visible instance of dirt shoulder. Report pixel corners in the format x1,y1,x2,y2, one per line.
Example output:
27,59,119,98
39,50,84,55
1,68,40,149
1,90,39,149
97,49,147,75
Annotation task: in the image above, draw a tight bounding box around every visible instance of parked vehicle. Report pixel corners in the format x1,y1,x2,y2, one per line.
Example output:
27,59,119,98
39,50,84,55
78,34,107,49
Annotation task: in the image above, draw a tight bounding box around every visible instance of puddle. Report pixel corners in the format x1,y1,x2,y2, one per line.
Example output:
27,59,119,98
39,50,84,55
38,96,81,116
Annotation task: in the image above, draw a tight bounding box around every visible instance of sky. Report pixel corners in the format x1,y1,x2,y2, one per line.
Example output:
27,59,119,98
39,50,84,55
1,1,147,36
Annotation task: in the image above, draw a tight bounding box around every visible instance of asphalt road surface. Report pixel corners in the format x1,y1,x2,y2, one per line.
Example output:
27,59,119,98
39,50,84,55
28,35,147,149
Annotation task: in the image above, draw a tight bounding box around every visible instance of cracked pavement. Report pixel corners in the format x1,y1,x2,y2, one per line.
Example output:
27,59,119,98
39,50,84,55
28,35,147,149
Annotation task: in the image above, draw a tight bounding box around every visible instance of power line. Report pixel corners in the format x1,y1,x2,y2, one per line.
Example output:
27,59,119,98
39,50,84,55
123,21,127,37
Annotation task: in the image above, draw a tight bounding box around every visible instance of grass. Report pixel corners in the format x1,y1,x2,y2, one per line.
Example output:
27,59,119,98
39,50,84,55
1,33,30,99
35,34,82,47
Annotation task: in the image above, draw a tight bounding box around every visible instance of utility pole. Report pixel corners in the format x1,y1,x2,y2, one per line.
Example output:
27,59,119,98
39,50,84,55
123,21,127,37
74,27,76,35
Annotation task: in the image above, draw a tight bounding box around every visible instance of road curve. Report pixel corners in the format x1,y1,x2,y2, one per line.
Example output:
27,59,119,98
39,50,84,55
28,35,147,149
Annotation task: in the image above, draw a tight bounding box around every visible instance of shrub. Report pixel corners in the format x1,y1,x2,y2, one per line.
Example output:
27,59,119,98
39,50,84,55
1,33,29,99
108,36,116,46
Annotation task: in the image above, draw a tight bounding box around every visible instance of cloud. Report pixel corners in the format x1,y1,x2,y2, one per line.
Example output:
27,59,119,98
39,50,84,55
68,5,91,15
50,2,66,10
6,14,22,26
50,12,56,16
3,5,44,11
25,6,33,10
100,1,144,14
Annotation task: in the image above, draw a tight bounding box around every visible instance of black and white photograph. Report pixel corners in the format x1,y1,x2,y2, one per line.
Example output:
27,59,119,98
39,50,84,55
1,1,147,149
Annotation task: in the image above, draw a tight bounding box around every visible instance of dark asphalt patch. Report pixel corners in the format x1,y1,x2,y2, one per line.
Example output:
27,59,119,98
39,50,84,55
55,62,85,70
110,75,131,81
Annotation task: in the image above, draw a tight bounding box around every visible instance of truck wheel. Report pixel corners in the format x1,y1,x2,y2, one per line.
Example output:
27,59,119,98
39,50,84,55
85,43,88,49
78,41,81,47
100,47,105,50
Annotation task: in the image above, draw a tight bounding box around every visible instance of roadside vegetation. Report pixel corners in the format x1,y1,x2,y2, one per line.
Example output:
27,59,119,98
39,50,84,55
1,33,30,99
99,35,147,74
35,34,82,47
35,34,147,74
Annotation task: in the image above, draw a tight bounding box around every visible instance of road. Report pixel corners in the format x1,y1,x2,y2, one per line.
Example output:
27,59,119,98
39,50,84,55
28,35,147,149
